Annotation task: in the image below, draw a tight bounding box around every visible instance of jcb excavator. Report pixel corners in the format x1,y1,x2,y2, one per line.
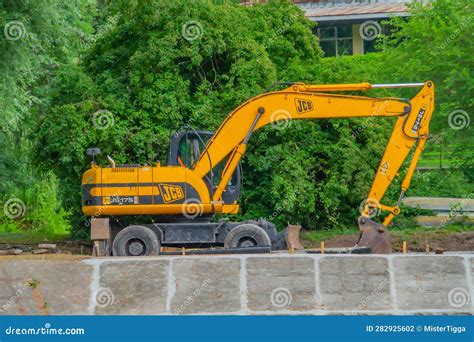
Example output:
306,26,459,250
82,81,434,256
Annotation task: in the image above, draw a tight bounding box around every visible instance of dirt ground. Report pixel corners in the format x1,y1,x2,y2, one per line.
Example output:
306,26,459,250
303,231,474,252
1,231,473,256
0,241,93,257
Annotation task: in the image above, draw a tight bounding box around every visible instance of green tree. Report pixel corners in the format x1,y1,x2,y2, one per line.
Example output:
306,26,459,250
381,0,473,181
0,0,94,237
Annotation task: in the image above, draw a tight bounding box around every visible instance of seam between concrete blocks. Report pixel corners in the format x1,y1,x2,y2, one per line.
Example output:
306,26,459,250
314,256,322,306
462,256,474,313
165,259,175,314
387,256,398,311
239,256,249,313
87,260,102,315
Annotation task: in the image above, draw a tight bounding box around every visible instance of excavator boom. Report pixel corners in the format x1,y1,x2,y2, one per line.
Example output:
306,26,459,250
195,81,434,221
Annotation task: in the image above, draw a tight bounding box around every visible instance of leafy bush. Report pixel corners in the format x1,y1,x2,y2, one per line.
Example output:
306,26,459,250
0,0,92,239
0,171,70,239
380,0,473,181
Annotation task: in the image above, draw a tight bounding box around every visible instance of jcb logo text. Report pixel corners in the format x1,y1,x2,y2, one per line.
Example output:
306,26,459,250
160,184,184,203
295,98,313,114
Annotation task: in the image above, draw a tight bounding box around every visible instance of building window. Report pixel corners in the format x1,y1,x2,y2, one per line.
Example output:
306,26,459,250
362,22,390,54
317,24,353,57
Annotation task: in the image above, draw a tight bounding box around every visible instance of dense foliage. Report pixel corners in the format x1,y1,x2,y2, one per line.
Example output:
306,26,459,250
1,0,472,239
0,0,94,237
381,0,473,182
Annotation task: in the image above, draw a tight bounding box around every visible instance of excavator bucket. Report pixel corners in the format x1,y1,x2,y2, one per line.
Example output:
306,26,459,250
285,224,305,250
356,216,392,254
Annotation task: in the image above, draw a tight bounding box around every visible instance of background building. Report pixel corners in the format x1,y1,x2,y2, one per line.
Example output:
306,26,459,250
242,0,421,57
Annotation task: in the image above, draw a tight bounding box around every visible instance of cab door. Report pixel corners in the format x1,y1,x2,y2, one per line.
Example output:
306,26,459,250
168,130,241,204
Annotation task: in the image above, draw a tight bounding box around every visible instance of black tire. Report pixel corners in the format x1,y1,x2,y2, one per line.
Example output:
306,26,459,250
112,225,160,256
224,224,271,248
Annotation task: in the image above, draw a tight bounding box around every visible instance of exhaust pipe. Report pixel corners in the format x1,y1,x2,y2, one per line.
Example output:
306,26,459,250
107,155,116,168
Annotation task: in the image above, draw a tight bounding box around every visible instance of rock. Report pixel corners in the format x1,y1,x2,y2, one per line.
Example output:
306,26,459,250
38,244,57,249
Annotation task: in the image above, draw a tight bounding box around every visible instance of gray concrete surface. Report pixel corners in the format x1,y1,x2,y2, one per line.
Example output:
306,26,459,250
394,256,469,310
171,258,241,314
0,254,472,315
0,259,92,315
319,256,391,311
246,257,316,311
97,260,169,315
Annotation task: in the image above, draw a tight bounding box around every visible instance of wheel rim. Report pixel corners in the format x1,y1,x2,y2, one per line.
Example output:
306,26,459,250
237,237,257,247
126,238,147,256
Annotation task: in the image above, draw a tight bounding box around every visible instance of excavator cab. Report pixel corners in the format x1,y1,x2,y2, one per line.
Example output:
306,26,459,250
168,130,242,204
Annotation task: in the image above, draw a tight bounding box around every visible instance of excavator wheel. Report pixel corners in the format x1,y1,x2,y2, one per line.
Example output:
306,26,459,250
112,225,161,256
224,224,271,248
356,217,392,254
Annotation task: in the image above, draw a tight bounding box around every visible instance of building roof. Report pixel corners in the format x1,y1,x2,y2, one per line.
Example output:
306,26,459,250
240,1,410,22
305,4,409,21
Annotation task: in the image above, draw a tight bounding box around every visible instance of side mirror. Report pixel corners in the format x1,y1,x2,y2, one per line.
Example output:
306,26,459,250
86,148,101,157
86,148,101,164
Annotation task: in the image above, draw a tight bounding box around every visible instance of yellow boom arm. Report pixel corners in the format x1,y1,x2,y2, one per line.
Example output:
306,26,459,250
193,81,435,226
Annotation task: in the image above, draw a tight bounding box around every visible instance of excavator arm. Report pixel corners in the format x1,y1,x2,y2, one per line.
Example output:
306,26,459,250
193,81,435,251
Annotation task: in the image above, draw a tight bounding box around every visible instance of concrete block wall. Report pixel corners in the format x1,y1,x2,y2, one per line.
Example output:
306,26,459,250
0,254,472,315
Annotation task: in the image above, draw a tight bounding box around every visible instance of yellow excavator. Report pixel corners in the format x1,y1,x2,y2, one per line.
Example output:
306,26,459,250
82,81,434,256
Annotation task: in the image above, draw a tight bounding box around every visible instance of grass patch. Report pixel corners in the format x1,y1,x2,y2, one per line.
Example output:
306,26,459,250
0,232,71,244
389,224,472,240
302,223,472,243
301,227,356,242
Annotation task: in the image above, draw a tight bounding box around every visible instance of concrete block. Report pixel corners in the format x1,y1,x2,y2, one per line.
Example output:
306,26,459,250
319,256,391,310
171,257,241,314
246,257,316,311
394,256,469,310
470,257,473,286
0,260,92,315
97,259,169,314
